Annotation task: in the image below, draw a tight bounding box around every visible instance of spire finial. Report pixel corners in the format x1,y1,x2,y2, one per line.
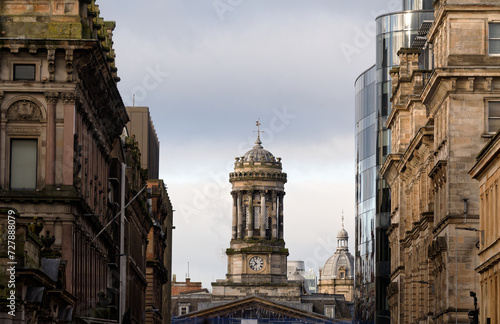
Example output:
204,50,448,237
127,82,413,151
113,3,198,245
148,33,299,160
342,209,344,229
253,118,264,145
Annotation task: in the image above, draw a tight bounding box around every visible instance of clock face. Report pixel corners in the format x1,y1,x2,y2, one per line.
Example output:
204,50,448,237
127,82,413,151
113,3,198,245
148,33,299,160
249,256,264,271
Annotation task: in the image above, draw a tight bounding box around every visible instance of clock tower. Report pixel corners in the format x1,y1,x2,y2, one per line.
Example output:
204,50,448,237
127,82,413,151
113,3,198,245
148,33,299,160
212,122,302,301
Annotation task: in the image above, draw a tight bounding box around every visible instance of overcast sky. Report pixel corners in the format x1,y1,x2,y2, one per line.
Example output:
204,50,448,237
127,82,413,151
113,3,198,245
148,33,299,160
97,0,401,289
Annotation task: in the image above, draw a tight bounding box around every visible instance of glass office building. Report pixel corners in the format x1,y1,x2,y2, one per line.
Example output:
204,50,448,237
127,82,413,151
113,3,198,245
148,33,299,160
354,1,433,323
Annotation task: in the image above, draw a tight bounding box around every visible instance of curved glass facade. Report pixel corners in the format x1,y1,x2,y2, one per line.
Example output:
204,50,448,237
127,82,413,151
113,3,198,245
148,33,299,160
354,4,434,323
355,65,376,322
403,0,433,11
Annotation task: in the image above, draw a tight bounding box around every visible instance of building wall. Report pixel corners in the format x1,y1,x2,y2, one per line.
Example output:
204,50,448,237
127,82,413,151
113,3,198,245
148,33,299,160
318,278,354,302
146,179,173,324
126,106,160,179
380,1,500,322
0,2,156,323
470,132,500,324
355,2,434,321
355,65,377,322
172,277,205,296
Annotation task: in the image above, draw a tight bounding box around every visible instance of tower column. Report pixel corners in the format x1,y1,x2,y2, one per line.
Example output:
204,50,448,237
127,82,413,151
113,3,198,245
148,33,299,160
232,192,237,239
248,191,254,238
271,191,277,239
260,191,266,238
237,192,243,239
278,193,284,240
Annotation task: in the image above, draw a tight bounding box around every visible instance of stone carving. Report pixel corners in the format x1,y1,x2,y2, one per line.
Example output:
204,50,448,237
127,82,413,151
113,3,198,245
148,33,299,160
41,231,56,250
62,92,77,104
6,100,42,121
28,217,44,237
44,92,59,104
48,49,56,82
65,49,74,82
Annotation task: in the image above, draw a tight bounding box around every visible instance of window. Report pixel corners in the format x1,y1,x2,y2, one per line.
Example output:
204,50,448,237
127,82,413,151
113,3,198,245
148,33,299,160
488,102,500,133
340,271,345,279
10,139,37,190
489,23,500,55
13,64,36,81
179,304,189,315
325,305,336,318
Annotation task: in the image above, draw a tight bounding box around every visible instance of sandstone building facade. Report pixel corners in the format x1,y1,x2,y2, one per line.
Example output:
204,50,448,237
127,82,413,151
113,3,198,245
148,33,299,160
380,0,500,322
126,106,160,180
354,1,434,321
145,179,173,324
469,130,500,324
0,2,170,323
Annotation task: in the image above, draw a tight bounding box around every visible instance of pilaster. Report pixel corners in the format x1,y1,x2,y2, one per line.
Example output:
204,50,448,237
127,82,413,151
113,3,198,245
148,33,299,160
44,92,59,186
62,92,77,186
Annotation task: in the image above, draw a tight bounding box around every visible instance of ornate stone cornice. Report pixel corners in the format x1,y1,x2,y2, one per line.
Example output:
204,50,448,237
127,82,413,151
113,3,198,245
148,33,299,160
229,171,287,183
400,127,434,173
476,249,500,274
381,153,402,185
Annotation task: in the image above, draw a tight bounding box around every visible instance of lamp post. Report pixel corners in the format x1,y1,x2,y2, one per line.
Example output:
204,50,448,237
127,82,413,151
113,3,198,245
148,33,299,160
467,291,478,324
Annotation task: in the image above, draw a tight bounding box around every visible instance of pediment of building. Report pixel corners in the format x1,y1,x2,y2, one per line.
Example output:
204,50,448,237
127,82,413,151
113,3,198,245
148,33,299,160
179,295,329,320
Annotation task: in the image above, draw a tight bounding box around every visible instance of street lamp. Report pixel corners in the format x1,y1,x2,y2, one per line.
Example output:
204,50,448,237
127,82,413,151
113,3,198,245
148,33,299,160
468,291,479,324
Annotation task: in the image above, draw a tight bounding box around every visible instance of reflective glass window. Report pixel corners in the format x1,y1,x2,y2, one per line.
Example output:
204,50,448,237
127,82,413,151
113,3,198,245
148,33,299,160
391,14,402,32
391,32,403,66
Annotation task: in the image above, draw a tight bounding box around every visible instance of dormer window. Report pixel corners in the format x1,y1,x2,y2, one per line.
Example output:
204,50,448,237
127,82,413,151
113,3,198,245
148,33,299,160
13,64,36,81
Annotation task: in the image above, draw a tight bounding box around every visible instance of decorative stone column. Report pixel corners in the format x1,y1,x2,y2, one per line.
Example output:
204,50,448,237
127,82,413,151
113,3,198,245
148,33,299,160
232,191,237,239
248,191,254,238
45,92,59,185
278,193,284,240
260,191,266,238
237,192,243,239
271,191,278,239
